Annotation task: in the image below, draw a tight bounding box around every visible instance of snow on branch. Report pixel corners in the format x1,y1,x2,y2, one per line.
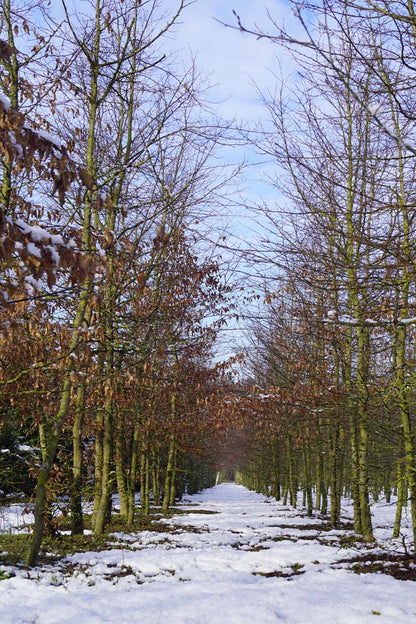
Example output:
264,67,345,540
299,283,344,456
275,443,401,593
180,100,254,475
0,83,97,306
325,312,416,326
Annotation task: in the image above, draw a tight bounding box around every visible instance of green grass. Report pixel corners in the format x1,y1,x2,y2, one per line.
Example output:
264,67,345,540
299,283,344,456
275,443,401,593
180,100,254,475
0,531,112,567
0,504,217,568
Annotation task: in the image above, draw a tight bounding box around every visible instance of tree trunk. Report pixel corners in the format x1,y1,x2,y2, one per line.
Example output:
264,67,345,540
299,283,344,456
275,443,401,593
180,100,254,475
115,417,128,518
26,283,92,566
93,391,113,534
393,456,406,539
70,382,85,535
162,431,176,513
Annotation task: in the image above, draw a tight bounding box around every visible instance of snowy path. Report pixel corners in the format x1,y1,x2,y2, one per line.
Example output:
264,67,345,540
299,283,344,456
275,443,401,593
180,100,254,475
1,483,416,623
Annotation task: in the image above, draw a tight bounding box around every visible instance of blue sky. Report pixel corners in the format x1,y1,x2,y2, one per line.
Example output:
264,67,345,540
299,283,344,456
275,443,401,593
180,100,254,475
159,1,298,361
164,0,296,123
159,1,295,220
51,0,298,361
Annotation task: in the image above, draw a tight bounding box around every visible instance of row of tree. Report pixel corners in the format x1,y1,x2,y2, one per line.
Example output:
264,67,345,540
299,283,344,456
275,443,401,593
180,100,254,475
229,0,416,552
0,0,238,566
4,0,416,567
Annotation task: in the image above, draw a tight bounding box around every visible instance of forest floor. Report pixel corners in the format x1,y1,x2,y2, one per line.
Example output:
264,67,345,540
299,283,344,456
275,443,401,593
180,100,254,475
0,483,416,623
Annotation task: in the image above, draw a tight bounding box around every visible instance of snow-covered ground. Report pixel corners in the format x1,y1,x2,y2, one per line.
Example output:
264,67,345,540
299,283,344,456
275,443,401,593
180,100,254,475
0,483,415,623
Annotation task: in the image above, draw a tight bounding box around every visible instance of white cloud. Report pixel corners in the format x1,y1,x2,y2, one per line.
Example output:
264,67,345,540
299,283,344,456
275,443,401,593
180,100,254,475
164,0,298,123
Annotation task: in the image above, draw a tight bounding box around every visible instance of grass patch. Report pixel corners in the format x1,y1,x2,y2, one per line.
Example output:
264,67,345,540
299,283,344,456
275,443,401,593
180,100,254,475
253,563,305,579
336,552,416,581
231,542,270,551
161,507,219,517
0,531,115,567
267,522,332,531
0,503,215,569
338,533,368,549
0,534,31,566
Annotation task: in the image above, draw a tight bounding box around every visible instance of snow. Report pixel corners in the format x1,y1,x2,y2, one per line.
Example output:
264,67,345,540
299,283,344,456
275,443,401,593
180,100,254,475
26,242,41,258
50,234,65,247
400,317,416,325
0,484,415,623
0,93,11,111
12,219,77,263
35,128,63,150
338,314,358,325
368,103,383,115
17,445,36,453
45,244,60,265
8,131,23,159
14,221,66,250
0,503,33,535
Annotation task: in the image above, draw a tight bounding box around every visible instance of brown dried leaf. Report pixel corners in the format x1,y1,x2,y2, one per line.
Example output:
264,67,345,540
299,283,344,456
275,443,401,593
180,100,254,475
0,40,13,60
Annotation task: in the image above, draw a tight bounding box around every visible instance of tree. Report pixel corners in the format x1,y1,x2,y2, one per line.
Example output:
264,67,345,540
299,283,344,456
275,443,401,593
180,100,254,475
228,0,416,548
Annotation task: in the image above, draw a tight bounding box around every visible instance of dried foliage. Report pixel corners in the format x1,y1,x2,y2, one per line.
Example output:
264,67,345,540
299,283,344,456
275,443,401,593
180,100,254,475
0,78,95,305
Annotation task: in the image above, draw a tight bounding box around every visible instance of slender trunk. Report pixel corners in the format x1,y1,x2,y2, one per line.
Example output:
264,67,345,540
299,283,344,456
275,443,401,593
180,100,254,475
316,417,328,516
330,417,339,526
287,435,297,508
26,282,92,566
393,456,406,539
0,0,19,215
140,432,150,516
272,436,281,500
115,417,128,517
94,391,113,534
140,443,146,510
162,431,176,513
356,325,373,542
70,382,85,535
92,407,104,526
349,413,362,534
395,323,416,546
316,416,327,513
358,419,373,540
94,251,117,534
302,439,313,516
127,426,139,525
152,451,161,506
144,449,150,514
335,427,344,521
169,445,177,507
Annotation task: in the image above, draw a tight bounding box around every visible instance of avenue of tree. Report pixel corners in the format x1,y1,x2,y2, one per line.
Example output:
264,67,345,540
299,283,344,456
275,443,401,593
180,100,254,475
1,0,416,566
232,0,416,553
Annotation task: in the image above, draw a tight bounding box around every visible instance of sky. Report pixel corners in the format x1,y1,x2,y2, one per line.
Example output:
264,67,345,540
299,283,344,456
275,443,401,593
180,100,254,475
162,0,299,183
57,0,298,126
163,0,294,122
51,0,300,362
159,1,300,362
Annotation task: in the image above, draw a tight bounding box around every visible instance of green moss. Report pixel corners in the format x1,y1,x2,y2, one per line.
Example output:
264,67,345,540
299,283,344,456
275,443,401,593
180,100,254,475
0,505,218,567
